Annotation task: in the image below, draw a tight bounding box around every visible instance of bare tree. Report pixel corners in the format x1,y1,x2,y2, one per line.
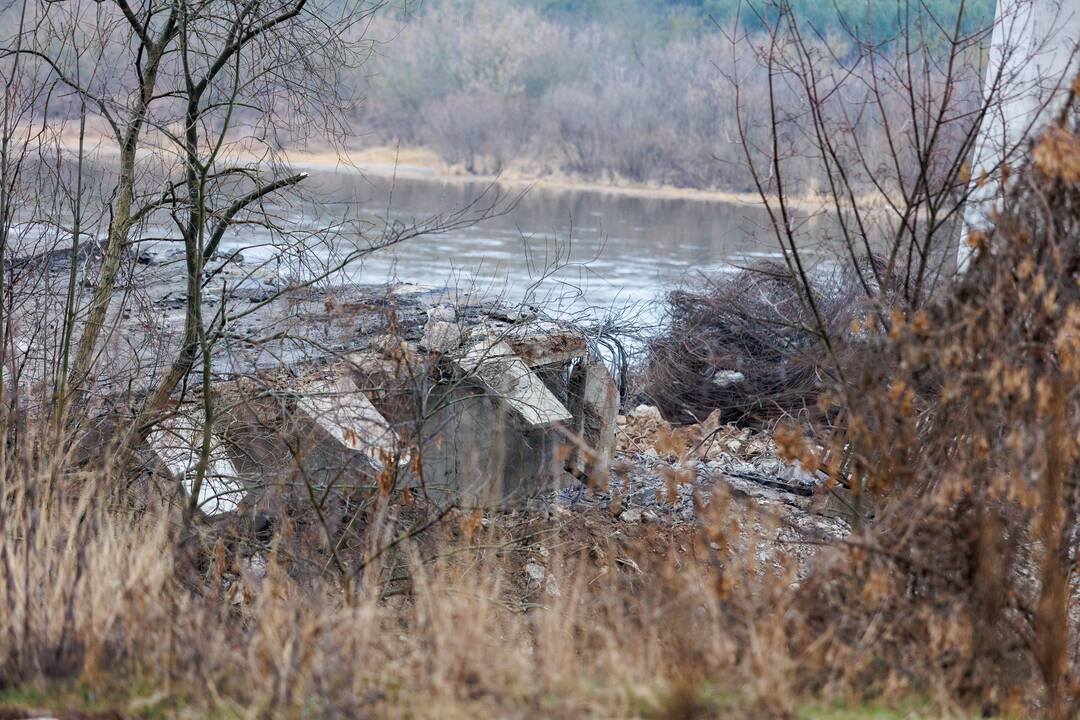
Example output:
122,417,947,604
0,1,372,406
727,0,1077,320
0,1,518,526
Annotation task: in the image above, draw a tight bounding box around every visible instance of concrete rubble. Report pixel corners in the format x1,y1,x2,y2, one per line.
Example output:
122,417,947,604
134,280,621,516
147,411,247,515
532,403,851,577
13,242,841,562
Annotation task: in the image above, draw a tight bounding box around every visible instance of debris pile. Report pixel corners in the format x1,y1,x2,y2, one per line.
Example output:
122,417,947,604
543,405,850,558
642,266,860,426
137,281,621,516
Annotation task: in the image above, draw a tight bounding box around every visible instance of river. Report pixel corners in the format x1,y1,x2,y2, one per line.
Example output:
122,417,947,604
214,170,835,327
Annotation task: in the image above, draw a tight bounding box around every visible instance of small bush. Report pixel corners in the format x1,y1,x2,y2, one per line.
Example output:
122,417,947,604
643,263,863,426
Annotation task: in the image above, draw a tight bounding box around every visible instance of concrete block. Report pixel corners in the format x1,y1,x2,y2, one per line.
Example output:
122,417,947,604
148,411,246,515
456,339,573,428
568,358,620,475
292,371,400,467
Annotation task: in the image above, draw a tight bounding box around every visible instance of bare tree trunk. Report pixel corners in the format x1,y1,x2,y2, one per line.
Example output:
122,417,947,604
66,15,176,402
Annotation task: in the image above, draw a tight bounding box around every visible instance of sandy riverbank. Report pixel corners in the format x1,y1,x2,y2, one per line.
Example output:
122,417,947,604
283,144,869,212
52,120,879,212
50,118,881,211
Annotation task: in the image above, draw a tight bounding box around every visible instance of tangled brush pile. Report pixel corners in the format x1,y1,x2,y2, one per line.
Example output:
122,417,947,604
643,264,861,426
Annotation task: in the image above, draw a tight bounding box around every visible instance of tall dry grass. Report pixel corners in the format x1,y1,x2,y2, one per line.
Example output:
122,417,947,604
0,426,806,718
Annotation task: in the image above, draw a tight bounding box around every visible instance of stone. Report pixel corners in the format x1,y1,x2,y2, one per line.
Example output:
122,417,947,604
632,405,663,422
780,460,819,487
756,457,785,476
621,507,643,523
456,339,573,428
227,276,276,302
427,304,456,323
420,319,462,352
711,369,746,387
525,562,546,582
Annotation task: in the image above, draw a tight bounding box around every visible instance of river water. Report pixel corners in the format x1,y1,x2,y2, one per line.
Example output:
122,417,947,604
216,170,835,326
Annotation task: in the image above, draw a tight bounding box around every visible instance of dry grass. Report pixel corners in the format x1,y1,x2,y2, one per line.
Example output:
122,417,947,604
0,431,816,719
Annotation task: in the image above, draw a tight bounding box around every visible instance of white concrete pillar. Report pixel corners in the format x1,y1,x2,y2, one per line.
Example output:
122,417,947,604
959,0,1080,270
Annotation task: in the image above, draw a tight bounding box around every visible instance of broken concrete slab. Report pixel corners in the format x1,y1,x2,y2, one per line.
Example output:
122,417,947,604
506,327,588,367
576,358,620,475
148,411,246,515
291,370,401,468
74,277,622,512
456,339,573,429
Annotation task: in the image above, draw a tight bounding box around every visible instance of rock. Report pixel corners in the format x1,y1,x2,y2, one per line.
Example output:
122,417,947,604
631,404,663,423
710,369,746,387
621,507,643,523
526,561,558,596
227,276,277,302
524,562,546,583
756,457,785,476
420,319,462,352
427,304,456,323
241,554,268,581
618,404,674,455
780,460,819,486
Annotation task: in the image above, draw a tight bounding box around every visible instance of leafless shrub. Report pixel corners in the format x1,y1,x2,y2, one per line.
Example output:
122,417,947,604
643,263,864,427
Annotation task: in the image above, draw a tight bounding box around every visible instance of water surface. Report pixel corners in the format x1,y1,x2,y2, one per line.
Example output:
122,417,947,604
218,171,835,325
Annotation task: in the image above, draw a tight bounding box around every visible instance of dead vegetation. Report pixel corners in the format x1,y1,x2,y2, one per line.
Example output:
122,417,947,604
0,0,1079,715
642,264,862,427
0,438,810,719
786,90,1080,717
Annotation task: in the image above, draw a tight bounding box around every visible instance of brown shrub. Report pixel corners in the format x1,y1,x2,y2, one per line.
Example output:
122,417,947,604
787,92,1080,717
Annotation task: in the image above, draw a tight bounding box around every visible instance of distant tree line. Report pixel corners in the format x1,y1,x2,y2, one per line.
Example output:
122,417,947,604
353,0,994,193
523,0,995,42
